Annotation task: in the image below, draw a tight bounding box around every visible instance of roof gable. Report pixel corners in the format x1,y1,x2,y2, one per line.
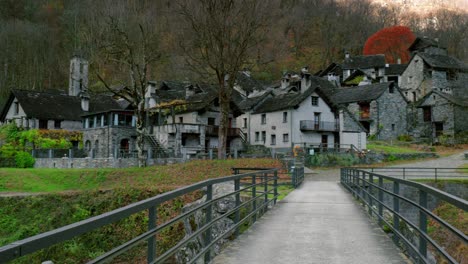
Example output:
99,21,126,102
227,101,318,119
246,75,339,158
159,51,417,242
331,82,393,104
417,53,468,71
342,54,385,70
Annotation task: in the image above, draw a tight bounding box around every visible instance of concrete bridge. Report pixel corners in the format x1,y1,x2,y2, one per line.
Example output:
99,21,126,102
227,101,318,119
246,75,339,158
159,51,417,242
213,169,410,264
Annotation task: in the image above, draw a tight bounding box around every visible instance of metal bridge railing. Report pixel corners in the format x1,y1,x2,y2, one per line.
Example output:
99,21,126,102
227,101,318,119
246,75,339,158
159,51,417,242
232,166,304,188
341,168,468,264
0,168,279,264
362,167,468,181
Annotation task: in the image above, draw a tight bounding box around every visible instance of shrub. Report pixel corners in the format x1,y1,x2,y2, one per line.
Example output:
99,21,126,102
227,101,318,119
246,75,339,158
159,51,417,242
397,134,413,142
15,151,35,168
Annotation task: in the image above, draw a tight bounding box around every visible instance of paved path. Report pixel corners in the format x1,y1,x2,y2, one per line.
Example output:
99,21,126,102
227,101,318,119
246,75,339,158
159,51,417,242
213,173,409,264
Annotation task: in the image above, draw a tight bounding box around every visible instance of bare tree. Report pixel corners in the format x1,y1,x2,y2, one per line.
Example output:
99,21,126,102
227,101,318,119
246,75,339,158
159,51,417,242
94,6,162,167
178,0,271,158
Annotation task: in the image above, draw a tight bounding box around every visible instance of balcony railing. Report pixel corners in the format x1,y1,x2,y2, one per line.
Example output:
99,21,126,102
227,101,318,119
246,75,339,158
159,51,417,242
300,120,339,131
206,126,240,137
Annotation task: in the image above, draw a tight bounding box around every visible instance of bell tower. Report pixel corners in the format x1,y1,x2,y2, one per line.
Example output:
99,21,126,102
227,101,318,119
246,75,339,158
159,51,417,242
69,55,89,96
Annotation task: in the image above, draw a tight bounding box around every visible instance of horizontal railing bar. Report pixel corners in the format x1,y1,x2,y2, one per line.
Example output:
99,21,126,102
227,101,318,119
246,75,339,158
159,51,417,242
351,169,468,210
0,169,278,262
154,190,273,264
188,195,278,264
356,179,467,243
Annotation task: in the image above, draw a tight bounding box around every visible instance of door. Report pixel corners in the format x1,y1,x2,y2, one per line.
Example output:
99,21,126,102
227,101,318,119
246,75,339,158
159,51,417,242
314,113,321,130
321,135,328,149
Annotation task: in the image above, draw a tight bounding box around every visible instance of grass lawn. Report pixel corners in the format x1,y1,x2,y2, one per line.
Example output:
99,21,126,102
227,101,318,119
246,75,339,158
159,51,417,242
366,143,423,154
0,158,284,193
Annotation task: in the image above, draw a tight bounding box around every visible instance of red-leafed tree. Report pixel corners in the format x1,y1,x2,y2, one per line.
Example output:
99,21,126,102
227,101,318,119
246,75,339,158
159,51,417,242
363,26,416,63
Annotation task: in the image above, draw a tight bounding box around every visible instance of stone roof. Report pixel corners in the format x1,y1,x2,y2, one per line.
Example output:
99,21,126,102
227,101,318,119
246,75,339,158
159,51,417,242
331,82,393,104
0,89,123,121
252,77,337,114
418,90,468,108
408,37,446,52
342,54,386,70
417,53,468,71
235,71,266,93
315,63,342,77
385,64,408,75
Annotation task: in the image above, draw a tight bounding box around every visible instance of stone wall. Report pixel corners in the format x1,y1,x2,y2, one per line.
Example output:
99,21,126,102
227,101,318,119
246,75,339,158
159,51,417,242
375,87,408,140
82,126,137,158
34,157,185,168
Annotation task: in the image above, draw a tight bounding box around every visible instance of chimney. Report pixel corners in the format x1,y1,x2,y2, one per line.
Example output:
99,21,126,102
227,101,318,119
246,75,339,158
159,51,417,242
300,73,311,92
345,52,350,59
145,81,157,108
185,85,195,99
80,91,90,112
397,58,401,64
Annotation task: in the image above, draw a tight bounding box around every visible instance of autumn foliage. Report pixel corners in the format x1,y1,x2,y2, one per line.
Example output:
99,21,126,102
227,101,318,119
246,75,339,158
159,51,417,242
363,26,416,64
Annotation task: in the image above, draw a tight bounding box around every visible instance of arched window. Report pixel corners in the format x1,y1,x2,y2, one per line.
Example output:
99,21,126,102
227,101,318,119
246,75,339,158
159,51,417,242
85,140,91,151
94,140,99,156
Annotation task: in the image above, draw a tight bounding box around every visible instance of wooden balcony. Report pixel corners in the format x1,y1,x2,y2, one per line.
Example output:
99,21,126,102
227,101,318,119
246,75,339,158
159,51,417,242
206,126,240,137
300,121,339,132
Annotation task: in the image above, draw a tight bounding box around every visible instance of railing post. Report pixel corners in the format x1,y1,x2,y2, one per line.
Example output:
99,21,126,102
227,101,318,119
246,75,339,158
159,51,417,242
368,173,373,216
274,170,278,205
434,168,438,182
418,190,428,262
147,206,157,263
234,178,240,238
264,173,268,211
252,174,257,223
403,168,406,180
378,177,383,226
393,181,400,244
204,184,213,263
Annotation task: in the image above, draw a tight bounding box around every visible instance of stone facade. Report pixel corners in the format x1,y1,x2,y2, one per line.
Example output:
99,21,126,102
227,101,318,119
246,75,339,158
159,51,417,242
82,126,137,158
345,87,407,140
34,157,185,168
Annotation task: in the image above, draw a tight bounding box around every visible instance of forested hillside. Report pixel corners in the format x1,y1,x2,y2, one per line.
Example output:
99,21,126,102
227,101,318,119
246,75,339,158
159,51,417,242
0,0,466,107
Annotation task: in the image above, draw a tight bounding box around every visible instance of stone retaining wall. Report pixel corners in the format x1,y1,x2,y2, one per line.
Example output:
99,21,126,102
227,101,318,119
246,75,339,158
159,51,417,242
34,157,185,169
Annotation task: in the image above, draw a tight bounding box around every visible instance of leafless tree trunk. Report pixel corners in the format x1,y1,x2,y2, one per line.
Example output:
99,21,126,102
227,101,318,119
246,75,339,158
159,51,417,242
95,13,162,167
177,0,272,159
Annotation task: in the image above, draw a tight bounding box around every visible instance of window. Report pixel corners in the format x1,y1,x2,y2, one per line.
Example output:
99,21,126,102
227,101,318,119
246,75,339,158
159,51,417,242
14,102,19,115
283,112,288,123
255,132,260,142
208,117,215,125
85,140,91,151
447,70,457,81
423,107,431,122
243,118,247,128
39,120,48,129
271,134,276,145
179,117,183,123
391,124,395,131
283,133,289,142
89,116,95,128
311,96,319,106
261,114,266,124
261,131,266,142
54,120,62,129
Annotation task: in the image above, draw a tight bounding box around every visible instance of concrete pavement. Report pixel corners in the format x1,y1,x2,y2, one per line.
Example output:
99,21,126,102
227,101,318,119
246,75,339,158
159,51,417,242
213,174,409,264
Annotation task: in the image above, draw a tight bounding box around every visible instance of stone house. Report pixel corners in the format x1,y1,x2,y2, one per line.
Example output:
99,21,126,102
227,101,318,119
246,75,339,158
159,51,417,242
330,82,408,140
150,81,244,158
0,56,93,130
237,72,367,152
342,53,386,81
400,37,468,102
416,90,468,142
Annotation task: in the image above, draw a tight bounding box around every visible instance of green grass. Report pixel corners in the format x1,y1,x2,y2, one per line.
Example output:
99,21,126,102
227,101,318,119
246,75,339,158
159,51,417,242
0,158,284,193
366,143,422,154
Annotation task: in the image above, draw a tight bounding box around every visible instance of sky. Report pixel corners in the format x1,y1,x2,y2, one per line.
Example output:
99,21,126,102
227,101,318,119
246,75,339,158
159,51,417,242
371,0,468,14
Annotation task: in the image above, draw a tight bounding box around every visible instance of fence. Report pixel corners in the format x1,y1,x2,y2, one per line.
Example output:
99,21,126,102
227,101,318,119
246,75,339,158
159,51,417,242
341,168,467,264
32,149,88,159
362,167,468,181
232,165,304,188
0,168,279,263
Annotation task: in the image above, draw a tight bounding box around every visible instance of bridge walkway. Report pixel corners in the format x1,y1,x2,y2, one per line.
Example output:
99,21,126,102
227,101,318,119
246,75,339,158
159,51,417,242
213,171,410,264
